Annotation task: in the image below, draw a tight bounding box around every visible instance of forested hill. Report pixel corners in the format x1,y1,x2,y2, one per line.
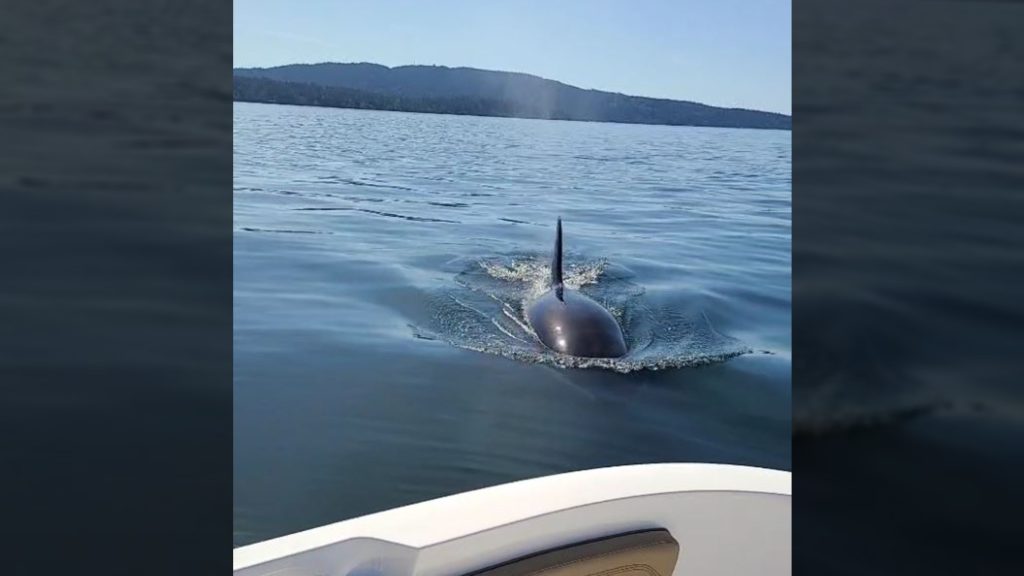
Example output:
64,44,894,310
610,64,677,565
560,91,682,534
233,63,790,130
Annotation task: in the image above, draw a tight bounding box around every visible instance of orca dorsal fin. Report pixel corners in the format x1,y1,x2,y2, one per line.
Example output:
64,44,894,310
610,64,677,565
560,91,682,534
552,217,564,299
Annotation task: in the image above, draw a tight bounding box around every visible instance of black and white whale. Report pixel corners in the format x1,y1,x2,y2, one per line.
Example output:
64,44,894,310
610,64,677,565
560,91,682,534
525,218,628,358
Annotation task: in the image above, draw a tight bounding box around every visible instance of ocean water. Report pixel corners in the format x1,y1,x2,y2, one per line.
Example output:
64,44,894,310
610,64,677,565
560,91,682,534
792,1,1024,573
233,102,791,546
3,1,233,571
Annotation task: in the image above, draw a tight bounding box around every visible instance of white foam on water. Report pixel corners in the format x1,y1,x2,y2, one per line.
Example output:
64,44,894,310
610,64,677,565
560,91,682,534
419,256,752,373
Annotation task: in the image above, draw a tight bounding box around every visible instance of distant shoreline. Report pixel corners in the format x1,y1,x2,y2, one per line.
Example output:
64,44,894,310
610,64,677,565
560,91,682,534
233,95,791,132
233,64,791,131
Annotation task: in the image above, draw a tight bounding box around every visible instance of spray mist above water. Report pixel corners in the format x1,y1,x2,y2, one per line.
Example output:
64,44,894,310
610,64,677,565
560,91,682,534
415,255,752,372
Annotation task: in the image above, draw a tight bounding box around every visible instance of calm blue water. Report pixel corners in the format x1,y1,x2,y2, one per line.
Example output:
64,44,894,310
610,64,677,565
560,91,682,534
233,102,791,546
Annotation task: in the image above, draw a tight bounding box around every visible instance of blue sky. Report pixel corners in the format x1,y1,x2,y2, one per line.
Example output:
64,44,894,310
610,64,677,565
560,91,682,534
234,0,791,115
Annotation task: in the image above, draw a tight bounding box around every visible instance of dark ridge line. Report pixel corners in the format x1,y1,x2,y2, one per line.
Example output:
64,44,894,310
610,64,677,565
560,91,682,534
233,64,790,130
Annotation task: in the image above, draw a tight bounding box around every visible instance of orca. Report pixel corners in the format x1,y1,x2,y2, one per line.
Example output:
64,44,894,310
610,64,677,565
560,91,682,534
525,218,628,358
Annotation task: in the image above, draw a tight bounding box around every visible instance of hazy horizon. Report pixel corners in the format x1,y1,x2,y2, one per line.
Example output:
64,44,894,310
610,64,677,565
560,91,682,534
234,0,792,115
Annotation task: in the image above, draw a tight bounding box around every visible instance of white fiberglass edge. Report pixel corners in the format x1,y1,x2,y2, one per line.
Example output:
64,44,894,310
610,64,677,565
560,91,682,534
234,463,791,576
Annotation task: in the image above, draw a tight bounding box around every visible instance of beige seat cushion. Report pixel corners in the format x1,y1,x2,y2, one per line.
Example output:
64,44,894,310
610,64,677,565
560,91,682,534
467,529,679,576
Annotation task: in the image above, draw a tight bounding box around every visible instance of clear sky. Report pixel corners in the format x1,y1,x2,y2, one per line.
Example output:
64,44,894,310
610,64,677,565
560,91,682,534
234,0,791,115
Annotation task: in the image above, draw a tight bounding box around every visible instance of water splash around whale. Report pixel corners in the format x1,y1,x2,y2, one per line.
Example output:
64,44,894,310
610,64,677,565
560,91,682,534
416,255,752,372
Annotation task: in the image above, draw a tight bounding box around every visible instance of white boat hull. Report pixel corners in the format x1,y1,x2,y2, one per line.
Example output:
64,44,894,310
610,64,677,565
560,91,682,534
234,463,791,576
